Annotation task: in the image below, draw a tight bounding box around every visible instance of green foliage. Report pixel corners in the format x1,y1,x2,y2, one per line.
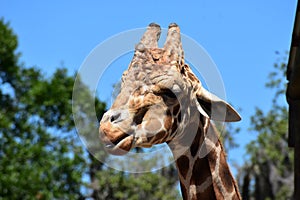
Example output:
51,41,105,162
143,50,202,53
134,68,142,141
93,168,180,200
0,19,19,86
238,52,294,200
0,19,88,199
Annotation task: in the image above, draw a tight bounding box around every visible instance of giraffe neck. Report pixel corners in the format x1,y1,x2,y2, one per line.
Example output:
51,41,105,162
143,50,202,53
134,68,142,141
168,117,241,200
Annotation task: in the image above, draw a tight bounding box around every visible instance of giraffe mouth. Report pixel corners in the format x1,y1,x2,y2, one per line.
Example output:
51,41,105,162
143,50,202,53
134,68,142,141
103,134,134,155
106,134,129,148
99,119,136,155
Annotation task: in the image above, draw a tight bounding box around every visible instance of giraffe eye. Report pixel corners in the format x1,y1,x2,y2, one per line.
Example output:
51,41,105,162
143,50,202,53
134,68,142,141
160,89,177,99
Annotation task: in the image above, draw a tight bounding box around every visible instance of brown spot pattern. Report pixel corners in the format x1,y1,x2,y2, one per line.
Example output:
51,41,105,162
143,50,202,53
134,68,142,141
190,127,202,157
164,112,172,130
152,130,167,144
191,158,210,186
179,181,188,200
192,157,216,199
173,104,180,115
219,152,234,193
176,155,189,179
207,148,217,171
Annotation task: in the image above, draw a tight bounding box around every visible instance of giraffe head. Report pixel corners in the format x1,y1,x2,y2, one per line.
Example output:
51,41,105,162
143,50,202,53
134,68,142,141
99,23,241,155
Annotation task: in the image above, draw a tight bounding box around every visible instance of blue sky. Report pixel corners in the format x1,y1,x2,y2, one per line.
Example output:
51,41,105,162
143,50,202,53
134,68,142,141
1,0,297,173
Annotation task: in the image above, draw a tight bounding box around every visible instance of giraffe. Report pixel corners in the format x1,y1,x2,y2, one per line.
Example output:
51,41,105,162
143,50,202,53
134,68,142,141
99,23,242,200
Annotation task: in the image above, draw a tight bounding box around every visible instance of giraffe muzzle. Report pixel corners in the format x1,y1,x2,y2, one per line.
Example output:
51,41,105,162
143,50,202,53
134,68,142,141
99,110,135,155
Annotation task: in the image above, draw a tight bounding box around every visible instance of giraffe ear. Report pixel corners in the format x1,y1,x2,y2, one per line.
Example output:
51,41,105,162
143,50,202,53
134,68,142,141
196,88,241,122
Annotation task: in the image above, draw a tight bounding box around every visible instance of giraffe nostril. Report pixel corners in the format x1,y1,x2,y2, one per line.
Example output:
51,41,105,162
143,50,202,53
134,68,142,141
110,113,121,123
